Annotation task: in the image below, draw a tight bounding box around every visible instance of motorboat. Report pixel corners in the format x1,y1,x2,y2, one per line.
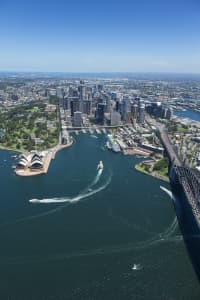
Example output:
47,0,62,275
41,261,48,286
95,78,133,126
132,264,142,270
29,198,40,203
97,160,104,170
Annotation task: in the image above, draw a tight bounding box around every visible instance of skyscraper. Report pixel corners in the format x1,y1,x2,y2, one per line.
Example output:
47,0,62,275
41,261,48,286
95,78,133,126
96,103,106,124
83,100,91,115
110,111,121,126
79,80,86,101
138,102,145,124
73,111,82,127
122,97,131,121
132,104,138,121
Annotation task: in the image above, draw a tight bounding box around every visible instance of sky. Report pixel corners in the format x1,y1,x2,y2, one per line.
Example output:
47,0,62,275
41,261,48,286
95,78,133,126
0,0,200,73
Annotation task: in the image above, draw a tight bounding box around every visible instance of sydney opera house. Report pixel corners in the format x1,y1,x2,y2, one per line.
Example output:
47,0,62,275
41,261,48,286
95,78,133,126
16,152,44,171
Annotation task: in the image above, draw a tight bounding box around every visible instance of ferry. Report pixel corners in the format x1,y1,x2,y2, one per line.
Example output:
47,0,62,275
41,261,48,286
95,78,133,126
97,160,104,170
106,134,121,153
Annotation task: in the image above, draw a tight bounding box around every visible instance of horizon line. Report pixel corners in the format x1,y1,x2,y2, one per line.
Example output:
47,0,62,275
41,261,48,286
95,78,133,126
0,70,200,75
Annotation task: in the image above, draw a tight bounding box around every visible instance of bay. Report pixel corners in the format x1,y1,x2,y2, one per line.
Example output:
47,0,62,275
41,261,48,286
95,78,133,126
0,134,199,299
175,110,200,122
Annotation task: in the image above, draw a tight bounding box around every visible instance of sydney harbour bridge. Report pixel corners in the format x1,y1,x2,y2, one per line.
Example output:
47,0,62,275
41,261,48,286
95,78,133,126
160,128,200,226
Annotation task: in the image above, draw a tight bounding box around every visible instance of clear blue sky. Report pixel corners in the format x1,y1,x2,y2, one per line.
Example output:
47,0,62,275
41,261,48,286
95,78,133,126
0,0,200,72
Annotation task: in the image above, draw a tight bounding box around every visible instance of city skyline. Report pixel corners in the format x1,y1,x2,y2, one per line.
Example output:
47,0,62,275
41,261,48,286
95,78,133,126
0,0,200,73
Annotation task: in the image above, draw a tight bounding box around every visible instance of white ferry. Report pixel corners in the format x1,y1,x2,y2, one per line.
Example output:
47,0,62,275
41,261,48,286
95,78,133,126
97,160,104,170
106,134,121,153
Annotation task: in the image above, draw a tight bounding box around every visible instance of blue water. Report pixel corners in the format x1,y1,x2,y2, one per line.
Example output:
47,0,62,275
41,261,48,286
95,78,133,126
175,110,200,122
0,135,199,299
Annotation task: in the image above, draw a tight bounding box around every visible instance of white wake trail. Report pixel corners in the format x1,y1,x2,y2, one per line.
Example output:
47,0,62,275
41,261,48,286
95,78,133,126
160,185,181,217
132,186,181,250
86,168,103,190
159,185,180,237
30,172,110,204
30,166,104,204
0,171,111,227
160,186,173,201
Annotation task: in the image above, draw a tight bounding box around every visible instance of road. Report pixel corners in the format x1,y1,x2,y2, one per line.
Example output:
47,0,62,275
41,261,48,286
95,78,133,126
146,115,181,166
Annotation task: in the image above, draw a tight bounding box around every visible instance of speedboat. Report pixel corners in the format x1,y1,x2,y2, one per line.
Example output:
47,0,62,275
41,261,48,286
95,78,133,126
97,160,104,170
29,198,40,203
132,264,142,270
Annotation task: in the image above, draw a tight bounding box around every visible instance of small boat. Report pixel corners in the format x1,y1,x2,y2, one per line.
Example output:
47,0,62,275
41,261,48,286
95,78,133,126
29,198,40,203
91,135,98,139
132,264,142,271
97,160,103,170
106,141,112,149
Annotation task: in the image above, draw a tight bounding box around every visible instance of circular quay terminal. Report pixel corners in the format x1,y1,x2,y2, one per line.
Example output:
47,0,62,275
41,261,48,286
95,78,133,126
0,0,200,299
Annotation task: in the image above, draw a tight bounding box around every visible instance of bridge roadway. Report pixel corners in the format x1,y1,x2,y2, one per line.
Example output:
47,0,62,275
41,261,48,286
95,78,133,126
160,129,181,166
146,116,200,225
145,115,181,166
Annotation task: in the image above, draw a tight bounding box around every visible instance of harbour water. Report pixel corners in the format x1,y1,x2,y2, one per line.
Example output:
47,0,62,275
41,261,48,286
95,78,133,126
0,134,200,299
175,110,200,122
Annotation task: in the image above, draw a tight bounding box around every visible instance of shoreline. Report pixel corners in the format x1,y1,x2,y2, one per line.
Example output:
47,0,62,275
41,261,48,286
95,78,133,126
14,139,73,177
135,163,169,183
0,145,22,154
0,141,61,154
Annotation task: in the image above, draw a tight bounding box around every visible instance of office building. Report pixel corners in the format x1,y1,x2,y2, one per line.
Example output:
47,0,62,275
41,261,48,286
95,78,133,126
138,102,145,124
96,103,106,124
73,111,82,127
110,111,121,126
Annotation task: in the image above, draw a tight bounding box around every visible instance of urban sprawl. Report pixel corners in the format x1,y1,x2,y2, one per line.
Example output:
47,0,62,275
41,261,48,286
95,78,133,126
0,74,200,176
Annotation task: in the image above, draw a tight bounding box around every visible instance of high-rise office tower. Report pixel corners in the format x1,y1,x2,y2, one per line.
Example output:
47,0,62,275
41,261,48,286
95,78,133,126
105,96,111,113
166,107,173,120
138,102,145,124
133,104,138,121
70,97,79,116
96,103,106,124
110,111,121,126
73,111,82,127
56,87,64,99
122,97,131,120
83,100,92,115
79,80,86,101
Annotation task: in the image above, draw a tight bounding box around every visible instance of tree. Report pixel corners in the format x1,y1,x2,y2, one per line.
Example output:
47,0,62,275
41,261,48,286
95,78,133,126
153,157,169,171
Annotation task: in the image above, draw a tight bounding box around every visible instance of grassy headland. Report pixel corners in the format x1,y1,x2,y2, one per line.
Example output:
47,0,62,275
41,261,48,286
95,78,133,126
135,157,169,182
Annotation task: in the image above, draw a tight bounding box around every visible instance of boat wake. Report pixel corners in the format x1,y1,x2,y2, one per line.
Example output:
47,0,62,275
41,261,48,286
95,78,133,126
29,177,110,204
0,166,111,228
0,181,185,264
29,167,105,204
89,168,103,187
126,186,181,250
160,185,182,217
